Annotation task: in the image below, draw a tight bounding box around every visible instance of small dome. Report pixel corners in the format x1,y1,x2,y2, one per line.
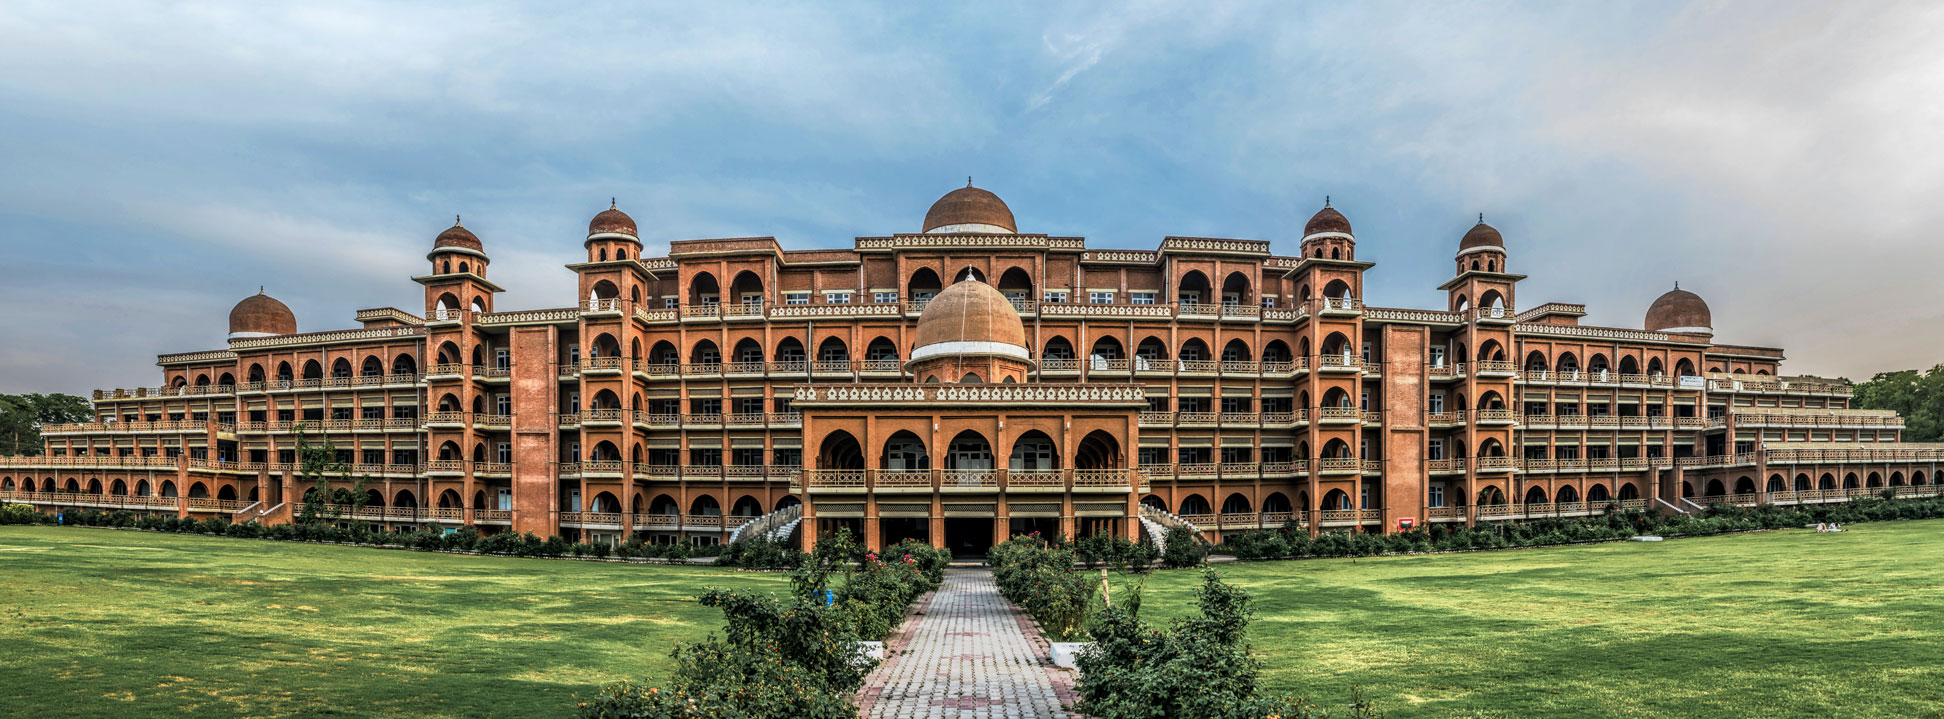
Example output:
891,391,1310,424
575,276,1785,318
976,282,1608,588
1304,202,1352,237
922,183,1016,234
1645,285,1712,332
1460,218,1503,252
588,200,638,240
434,217,482,253
911,274,1029,362
229,290,296,339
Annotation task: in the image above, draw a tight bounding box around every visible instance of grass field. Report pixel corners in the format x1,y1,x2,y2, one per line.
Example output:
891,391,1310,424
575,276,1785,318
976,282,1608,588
1135,520,1944,718
0,526,786,718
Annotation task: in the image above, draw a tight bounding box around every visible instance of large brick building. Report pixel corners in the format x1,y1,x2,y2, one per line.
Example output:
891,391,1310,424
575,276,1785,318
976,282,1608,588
5,185,1940,553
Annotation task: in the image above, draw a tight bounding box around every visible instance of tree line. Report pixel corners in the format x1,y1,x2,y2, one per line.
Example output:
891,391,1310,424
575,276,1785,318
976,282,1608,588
0,393,93,456
1850,365,1944,442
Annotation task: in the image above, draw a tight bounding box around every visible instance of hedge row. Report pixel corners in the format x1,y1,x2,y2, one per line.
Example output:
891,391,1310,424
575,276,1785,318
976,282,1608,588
988,534,1100,641
0,504,725,562
1218,496,1944,561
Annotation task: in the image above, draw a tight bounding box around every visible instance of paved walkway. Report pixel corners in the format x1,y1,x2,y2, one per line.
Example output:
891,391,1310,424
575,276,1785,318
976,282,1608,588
858,567,1075,718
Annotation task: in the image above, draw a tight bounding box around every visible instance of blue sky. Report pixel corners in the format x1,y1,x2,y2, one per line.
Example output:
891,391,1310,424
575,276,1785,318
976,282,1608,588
3,1,1942,393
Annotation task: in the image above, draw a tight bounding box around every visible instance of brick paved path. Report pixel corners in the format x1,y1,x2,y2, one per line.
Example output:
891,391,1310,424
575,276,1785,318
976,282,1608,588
858,567,1074,718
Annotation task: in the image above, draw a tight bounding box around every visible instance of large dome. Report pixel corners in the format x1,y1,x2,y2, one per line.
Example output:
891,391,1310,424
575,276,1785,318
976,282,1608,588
910,275,1029,362
1304,203,1352,238
1459,218,1503,252
588,200,638,240
922,183,1016,234
1645,285,1712,333
228,289,296,339
433,217,483,253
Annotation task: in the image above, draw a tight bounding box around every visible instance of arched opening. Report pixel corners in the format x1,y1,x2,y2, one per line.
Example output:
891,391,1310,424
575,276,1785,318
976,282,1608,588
1220,271,1250,307
1220,339,1252,362
817,431,864,470
907,268,943,304
1556,352,1579,373
944,430,993,471
1587,484,1610,502
1074,429,1122,469
1090,337,1123,368
1617,483,1638,500
1134,336,1168,370
1524,486,1548,505
393,489,417,508
1178,493,1213,515
1476,339,1506,362
1819,473,1837,490
188,482,210,499
817,337,849,365
732,338,765,366
1867,472,1883,487
1220,492,1252,515
1648,357,1665,376
645,340,678,368
730,495,764,517
1843,473,1860,489
774,495,802,511
588,491,620,513
1262,492,1292,514
439,489,463,509
1705,479,1725,497
1319,489,1351,510
1262,340,1291,364
331,358,352,378
361,356,384,377
1178,338,1209,362
996,267,1033,305
689,272,720,307
247,364,266,382
1735,477,1757,494
1795,474,1812,491
1042,337,1075,361
773,337,805,366
1008,431,1057,470
1619,356,1640,374
1675,358,1697,377
1524,351,1548,373
302,360,323,380
1140,495,1168,511
864,337,899,365
690,339,721,365
1891,471,1906,486
392,354,417,376
1557,485,1580,503
217,485,237,501
880,430,930,470
728,271,764,309
1177,270,1211,305
1767,475,1786,492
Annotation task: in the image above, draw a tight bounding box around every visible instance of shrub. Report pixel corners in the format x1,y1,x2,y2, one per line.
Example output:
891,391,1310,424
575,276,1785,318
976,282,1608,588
1161,525,1207,568
988,535,1100,641
1077,570,1381,719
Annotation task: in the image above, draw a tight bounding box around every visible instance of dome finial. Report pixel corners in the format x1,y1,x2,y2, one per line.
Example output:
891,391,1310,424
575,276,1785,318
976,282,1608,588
455,214,462,226
967,175,973,188
1478,212,1484,224
610,197,617,210
1324,195,1331,208
1674,280,1680,290
258,285,264,295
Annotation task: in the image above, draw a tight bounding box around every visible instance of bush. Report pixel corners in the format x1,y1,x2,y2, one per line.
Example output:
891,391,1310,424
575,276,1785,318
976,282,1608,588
1161,525,1207,568
714,538,805,570
989,535,1100,641
1077,570,1381,719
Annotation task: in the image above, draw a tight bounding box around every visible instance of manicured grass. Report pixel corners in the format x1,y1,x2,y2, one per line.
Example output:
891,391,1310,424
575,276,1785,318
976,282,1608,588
0,526,786,718
1132,520,1944,718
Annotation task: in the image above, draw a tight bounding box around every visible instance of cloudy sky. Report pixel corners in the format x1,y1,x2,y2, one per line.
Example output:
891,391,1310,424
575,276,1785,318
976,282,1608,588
2,1,1941,393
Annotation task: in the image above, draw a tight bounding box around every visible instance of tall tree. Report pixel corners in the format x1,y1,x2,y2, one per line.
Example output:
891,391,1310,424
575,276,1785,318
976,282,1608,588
0,393,94,456
1851,365,1944,442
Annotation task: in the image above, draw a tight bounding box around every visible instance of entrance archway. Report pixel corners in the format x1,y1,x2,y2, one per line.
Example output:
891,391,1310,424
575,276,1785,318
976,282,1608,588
944,518,995,557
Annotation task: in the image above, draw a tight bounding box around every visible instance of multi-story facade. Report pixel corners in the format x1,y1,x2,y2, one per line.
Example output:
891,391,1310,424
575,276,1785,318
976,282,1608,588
5,186,1940,553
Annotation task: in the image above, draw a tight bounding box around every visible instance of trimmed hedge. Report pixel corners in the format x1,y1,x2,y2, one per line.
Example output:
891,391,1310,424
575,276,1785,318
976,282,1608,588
4,506,727,562
988,534,1100,641
1218,496,1944,561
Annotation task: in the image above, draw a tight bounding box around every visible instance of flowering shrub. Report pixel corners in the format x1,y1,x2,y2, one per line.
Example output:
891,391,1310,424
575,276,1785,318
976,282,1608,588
988,534,1100,641
1077,570,1382,719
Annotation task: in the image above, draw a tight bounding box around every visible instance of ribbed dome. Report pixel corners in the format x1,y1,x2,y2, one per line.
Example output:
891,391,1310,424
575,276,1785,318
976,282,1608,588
922,184,1016,234
228,290,296,339
588,200,638,239
910,276,1029,361
434,218,482,253
1304,203,1352,237
1645,285,1712,332
1459,220,1503,252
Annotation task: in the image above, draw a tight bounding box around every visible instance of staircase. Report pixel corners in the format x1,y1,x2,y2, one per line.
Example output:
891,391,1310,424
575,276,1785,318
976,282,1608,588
237,501,286,524
727,504,803,545
1653,497,1689,515
1138,504,1209,554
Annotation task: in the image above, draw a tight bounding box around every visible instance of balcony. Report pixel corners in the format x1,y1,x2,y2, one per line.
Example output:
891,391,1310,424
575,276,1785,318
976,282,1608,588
1315,355,1363,373
1471,360,1520,378
1474,408,1518,425
1316,407,1362,425
1314,297,1363,316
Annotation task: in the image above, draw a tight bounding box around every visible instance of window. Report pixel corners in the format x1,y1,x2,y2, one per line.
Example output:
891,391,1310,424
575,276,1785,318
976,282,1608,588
1131,291,1156,305
827,292,852,305
1429,485,1445,507
1428,438,1444,460
1360,390,1370,410
784,292,809,305
495,395,511,415
1429,394,1445,413
773,448,800,466
1088,291,1114,304
873,291,897,304
1261,296,1276,308
1138,447,1168,465
1043,289,1069,303
495,348,510,369
663,297,678,309
497,443,511,463
1429,347,1446,367
1361,342,1372,362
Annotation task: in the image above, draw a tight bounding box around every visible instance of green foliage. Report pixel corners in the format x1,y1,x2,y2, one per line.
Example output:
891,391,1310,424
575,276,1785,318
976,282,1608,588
1216,499,1944,561
0,392,93,456
989,534,1101,641
714,537,805,570
1077,533,1152,572
1077,570,1382,719
1162,525,1208,568
1852,366,1944,441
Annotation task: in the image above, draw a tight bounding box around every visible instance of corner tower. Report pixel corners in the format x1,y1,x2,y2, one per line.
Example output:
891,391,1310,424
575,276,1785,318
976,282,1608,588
1437,216,1525,524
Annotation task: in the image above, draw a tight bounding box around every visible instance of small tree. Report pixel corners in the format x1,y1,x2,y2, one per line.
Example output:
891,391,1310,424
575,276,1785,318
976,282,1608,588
294,426,350,523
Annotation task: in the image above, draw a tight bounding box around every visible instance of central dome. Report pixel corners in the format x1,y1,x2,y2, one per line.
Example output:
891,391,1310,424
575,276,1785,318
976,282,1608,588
1645,285,1712,333
229,289,296,340
922,183,1016,234
911,275,1029,362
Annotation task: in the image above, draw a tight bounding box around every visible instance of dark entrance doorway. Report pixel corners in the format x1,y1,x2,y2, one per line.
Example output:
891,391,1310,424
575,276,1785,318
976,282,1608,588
1008,517,1058,541
881,517,929,547
944,518,994,556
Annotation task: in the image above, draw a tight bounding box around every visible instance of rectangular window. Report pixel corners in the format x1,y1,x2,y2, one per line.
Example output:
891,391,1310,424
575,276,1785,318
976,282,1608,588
497,443,511,463
496,395,511,415
873,291,897,304
772,448,800,467
691,448,721,466
1088,291,1114,304
1261,296,1276,308
1428,438,1444,460
495,348,510,369
734,448,764,466
1042,290,1069,303
663,297,678,309
1131,291,1156,305
1429,394,1445,413
784,292,809,305
827,293,852,305
1429,347,1446,367
1138,447,1169,465
1429,485,1445,508
1361,342,1372,362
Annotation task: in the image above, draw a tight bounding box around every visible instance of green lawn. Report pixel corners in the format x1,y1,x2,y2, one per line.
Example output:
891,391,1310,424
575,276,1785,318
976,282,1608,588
1135,520,1944,718
0,526,786,718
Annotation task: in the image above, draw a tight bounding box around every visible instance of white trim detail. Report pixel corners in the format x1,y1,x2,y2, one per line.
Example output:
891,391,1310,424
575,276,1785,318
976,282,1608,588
910,341,1031,362
585,232,641,244
1301,231,1354,243
1655,326,1713,334
1455,245,1504,258
227,331,280,340
926,223,1014,234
